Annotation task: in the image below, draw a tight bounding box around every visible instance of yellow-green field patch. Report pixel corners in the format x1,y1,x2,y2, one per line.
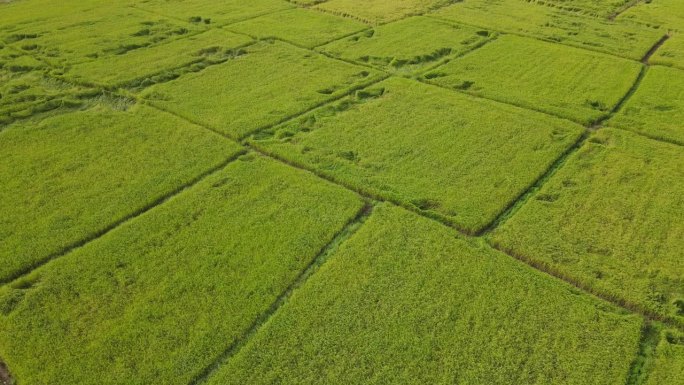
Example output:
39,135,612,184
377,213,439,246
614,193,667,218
206,204,642,385
424,34,643,125
0,155,364,385
251,76,584,233
492,129,684,322
610,65,684,145
320,16,493,73
228,8,367,48
143,40,383,139
0,104,243,282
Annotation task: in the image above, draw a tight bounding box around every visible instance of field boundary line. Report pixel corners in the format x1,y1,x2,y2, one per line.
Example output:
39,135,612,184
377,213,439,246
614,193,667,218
641,34,671,64
477,131,589,236
0,150,247,288
129,3,293,29
414,33,499,77
186,202,375,385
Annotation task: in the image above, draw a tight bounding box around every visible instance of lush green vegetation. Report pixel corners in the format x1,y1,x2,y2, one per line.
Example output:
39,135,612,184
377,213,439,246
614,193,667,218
491,129,684,322
1,0,682,383
320,16,493,73
206,203,642,385
251,76,584,233
228,8,367,48
431,0,663,60
136,0,293,26
619,0,684,29
424,34,642,125
0,104,243,282
315,0,457,24
0,155,364,385
2,4,202,67
144,40,382,139
64,28,252,88
647,329,684,385
522,0,631,17
610,66,684,145
651,35,684,70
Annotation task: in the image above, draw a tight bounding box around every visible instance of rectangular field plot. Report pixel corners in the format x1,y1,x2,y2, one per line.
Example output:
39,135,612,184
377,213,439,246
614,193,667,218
143,40,383,139
250,77,584,233
2,5,202,67
0,104,243,283
650,35,684,70
646,329,684,385
65,28,252,88
431,0,663,60
609,66,684,144
315,0,454,24
424,35,643,125
319,16,493,74
205,204,642,385
491,129,684,323
227,8,367,48
523,0,632,18
135,0,293,26
0,156,364,385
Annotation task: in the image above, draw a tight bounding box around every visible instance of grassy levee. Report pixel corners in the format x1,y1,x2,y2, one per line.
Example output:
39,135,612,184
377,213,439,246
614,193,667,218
203,203,643,385
491,129,684,324
227,8,367,48
609,65,684,145
0,104,244,283
314,0,460,24
430,0,664,60
142,40,384,139
0,155,365,385
135,0,294,26
319,16,493,74
64,28,253,89
249,76,584,234
423,34,643,126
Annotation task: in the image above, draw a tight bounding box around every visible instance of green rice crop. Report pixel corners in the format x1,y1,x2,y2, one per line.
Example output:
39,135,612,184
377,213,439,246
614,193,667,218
64,28,252,88
319,16,493,73
650,35,684,70
0,104,243,282
228,8,367,48
2,4,201,67
143,40,383,139
0,155,364,385
431,0,664,60
205,203,642,385
618,0,684,29
647,329,684,385
250,76,584,233
315,0,458,24
135,0,293,26
522,0,632,18
424,34,643,125
491,128,684,322
610,65,684,145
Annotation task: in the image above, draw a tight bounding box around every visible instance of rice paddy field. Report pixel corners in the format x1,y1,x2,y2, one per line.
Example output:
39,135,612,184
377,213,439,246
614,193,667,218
0,1,682,384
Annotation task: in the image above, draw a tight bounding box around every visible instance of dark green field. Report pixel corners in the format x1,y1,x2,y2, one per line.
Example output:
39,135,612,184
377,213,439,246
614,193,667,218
0,1,682,384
